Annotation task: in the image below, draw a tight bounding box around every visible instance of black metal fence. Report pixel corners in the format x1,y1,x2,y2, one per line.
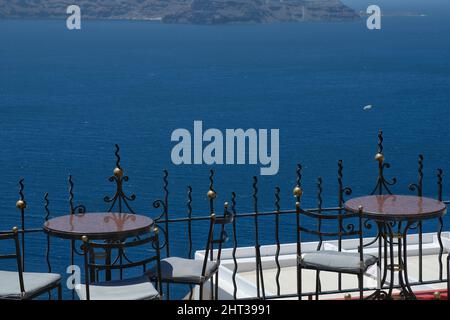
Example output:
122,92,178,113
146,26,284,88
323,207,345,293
4,130,449,300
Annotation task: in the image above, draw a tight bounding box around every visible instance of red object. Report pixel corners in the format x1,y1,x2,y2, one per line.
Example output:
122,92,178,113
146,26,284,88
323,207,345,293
334,289,448,300
414,289,447,300
345,195,447,221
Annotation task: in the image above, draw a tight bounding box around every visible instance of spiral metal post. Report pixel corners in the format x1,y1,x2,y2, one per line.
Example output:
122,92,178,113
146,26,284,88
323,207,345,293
16,179,26,271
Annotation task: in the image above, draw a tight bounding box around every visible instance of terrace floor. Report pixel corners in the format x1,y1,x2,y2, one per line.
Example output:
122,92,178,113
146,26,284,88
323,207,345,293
239,254,448,299
205,232,450,300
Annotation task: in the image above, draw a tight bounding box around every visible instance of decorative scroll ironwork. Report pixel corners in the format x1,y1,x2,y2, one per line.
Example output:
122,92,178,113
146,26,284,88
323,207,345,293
186,185,194,300
104,144,137,214
337,160,352,290
409,155,424,196
296,164,302,188
294,164,303,202
67,174,87,296
338,160,352,208
316,177,323,250
16,179,26,271
438,216,444,281
408,155,424,281
437,169,443,201
314,178,323,298
68,175,86,216
43,193,53,299
274,186,282,296
149,169,170,299
162,169,169,255
371,130,397,195
207,170,217,301
152,170,169,250
6,131,450,300
187,186,193,259
294,165,303,300
9,181,57,299
231,192,239,300
252,176,266,299
44,193,52,273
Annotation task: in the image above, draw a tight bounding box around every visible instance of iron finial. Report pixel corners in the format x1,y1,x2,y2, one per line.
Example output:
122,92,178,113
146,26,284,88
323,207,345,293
375,152,384,163
16,179,26,209
113,167,123,178
293,186,303,197
207,190,217,199
16,199,26,210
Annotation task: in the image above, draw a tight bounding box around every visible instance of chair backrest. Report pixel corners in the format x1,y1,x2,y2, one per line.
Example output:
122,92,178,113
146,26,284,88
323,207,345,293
81,227,163,300
201,203,234,278
447,254,450,301
295,202,365,260
0,227,25,296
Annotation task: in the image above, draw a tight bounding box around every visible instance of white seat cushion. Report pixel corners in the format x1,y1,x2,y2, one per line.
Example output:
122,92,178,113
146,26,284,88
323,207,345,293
157,257,219,283
75,275,159,300
299,250,378,273
0,270,61,299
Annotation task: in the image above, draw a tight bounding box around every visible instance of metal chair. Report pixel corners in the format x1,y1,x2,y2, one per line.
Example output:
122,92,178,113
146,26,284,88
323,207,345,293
0,227,62,300
296,203,378,300
447,253,449,300
77,227,163,300
151,208,233,300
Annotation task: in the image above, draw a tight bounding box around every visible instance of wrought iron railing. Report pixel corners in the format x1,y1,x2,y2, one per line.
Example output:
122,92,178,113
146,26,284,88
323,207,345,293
3,131,449,300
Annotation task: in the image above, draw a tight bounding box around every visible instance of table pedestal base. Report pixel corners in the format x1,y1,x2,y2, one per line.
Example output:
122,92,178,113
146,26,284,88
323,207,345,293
376,221,417,300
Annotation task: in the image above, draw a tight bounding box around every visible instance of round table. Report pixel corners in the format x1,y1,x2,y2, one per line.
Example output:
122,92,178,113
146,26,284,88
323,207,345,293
44,212,154,284
345,195,447,299
44,212,154,240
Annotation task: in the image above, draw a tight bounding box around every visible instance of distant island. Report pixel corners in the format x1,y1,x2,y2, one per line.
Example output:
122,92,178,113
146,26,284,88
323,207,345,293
359,10,427,18
0,0,360,24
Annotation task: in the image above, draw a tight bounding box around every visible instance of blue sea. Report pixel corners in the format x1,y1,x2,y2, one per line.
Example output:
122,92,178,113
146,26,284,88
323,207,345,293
1,10,450,298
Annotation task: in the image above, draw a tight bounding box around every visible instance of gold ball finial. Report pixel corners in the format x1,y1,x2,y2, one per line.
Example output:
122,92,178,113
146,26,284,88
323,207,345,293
224,202,229,208
113,167,123,178
16,200,26,210
433,291,441,300
12,226,19,233
153,227,159,234
207,190,217,200
375,153,385,163
296,201,301,209
358,205,364,211
81,235,88,242
293,186,303,197
344,293,352,300
211,213,216,219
